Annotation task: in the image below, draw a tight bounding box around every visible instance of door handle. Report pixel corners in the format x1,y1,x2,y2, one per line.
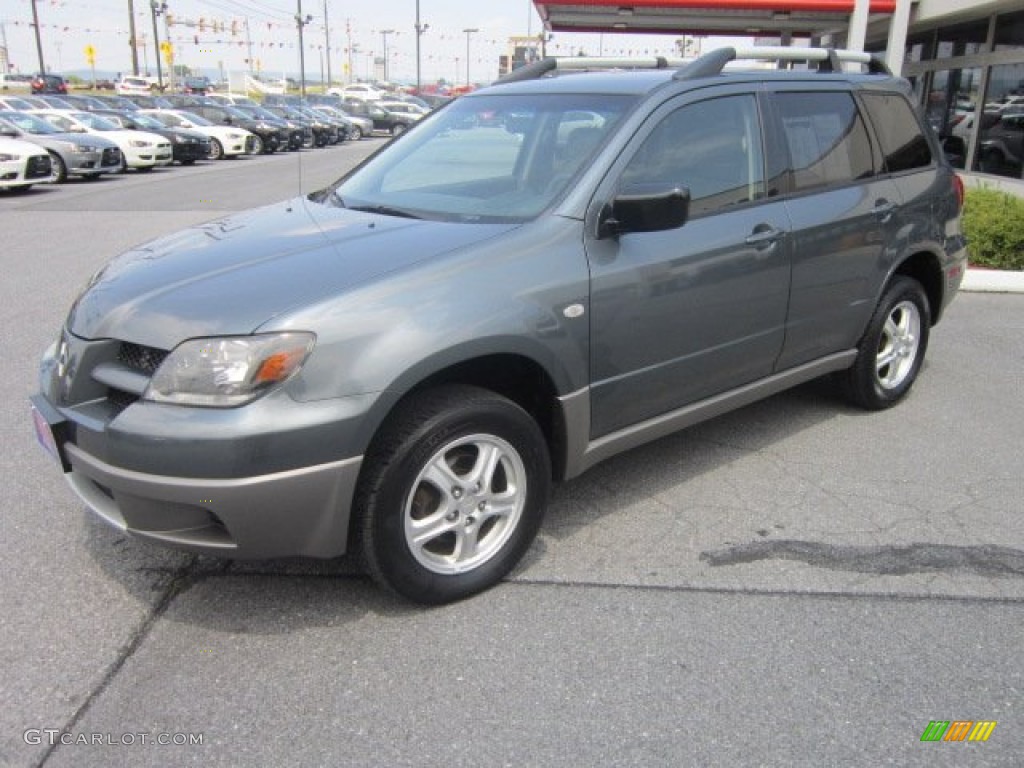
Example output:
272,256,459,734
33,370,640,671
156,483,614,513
872,200,898,221
745,226,784,247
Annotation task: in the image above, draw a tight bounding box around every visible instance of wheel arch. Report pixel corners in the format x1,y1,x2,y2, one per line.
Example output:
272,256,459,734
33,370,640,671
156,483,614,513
890,250,944,325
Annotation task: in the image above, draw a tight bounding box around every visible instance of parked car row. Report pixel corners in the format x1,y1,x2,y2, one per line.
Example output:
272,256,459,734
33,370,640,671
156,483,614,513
942,107,1024,176
0,88,418,189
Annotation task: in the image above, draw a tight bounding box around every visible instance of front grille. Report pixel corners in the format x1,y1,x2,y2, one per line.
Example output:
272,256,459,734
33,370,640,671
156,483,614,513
117,342,168,375
101,147,121,167
26,154,52,179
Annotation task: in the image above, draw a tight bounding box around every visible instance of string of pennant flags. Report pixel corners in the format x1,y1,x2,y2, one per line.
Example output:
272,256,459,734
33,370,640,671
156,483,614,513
5,17,680,58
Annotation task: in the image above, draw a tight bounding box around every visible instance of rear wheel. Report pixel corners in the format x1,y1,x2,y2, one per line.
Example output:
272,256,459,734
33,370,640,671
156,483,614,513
840,276,930,410
391,123,407,137
358,385,550,604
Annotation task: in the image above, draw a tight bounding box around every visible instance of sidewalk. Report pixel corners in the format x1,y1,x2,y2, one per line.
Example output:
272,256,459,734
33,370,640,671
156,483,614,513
962,268,1024,293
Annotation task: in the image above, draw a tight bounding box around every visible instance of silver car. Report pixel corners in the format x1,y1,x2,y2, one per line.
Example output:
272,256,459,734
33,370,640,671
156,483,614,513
0,110,122,181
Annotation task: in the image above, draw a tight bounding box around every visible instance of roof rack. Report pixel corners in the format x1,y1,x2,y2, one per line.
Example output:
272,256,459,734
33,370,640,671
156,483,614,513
675,46,891,79
494,45,889,85
495,56,689,84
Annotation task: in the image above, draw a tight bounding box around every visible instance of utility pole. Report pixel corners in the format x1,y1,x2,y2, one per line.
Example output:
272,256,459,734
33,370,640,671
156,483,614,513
127,0,140,74
463,28,477,88
415,1,428,92
323,0,331,87
380,29,394,82
31,0,46,73
295,0,312,97
149,1,164,89
245,17,253,72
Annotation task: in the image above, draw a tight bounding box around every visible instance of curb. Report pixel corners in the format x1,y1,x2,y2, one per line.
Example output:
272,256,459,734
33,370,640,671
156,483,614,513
962,268,1024,294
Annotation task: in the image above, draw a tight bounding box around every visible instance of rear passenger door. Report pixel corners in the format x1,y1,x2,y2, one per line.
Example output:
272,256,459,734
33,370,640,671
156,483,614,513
585,89,793,438
769,87,903,370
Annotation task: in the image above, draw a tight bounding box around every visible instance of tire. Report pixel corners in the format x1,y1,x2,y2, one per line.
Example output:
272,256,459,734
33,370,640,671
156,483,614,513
349,126,362,141
391,123,407,137
250,135,264,155
358,385,550,604
49,152,67,183
119,154,128,173
208,138,223,160
840,276,931,410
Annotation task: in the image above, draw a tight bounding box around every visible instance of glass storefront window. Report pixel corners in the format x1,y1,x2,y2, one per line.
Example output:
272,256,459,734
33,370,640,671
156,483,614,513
926,67,983,138
935,21,989,59
995,10,1024,52
973,62,1024,179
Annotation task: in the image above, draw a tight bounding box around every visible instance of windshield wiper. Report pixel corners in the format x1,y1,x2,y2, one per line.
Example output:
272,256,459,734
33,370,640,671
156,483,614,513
346,204,422,220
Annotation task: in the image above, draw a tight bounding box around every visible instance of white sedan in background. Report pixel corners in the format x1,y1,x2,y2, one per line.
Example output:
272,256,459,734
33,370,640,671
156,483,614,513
30,109,171,171
0,135,53,192
141,109,256,159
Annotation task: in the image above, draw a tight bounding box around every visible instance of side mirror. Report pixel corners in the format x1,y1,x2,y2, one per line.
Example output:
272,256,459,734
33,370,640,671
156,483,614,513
600,182,691,238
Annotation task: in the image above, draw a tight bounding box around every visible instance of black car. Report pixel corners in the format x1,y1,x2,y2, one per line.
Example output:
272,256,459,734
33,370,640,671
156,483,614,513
264,105,335,146
341,98,416,135
231,104,309,150
979,111,1024,175
93,109,211,165
186,104,288,154
31,74,68,94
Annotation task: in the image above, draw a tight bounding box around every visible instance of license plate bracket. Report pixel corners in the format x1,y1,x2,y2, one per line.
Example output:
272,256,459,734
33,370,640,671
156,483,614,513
29,395,72,473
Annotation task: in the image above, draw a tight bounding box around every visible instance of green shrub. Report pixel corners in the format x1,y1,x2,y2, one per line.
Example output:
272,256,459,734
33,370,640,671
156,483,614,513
962,187,1024,270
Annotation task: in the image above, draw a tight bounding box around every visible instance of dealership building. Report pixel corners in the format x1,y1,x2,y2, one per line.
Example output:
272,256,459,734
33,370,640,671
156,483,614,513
534,1,1024,178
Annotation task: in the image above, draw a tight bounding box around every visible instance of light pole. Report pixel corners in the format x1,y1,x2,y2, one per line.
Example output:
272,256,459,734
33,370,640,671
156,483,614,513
127,0,140,75
295,0,312,97
149,1,166,90
462,28,478,88
414,1,429,92
380,29,394,83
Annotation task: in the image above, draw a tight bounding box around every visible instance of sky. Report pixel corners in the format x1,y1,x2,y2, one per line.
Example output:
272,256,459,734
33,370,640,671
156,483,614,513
1,0,737,85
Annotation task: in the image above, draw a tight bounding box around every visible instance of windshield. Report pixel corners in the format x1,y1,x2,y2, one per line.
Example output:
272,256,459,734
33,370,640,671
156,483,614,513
0,111,60,134
331,93,636,223
131,113,167,130
69,112,119,131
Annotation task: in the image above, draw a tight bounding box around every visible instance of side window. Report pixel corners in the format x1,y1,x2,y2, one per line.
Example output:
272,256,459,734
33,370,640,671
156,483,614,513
620,94,765,219
861,92,933,172
775,92,874,192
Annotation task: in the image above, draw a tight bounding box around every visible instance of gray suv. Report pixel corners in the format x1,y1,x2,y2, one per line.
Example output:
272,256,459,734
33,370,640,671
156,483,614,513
31,47,968,603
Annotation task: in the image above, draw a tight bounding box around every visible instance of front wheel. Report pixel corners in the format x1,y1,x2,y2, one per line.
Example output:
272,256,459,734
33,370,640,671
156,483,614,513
208,138,223,160
349,126,362,141
391,123,407,137
840,276,931,410
358,385,550,604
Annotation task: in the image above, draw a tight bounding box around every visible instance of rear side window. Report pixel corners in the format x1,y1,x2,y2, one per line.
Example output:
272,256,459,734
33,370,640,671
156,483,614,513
861,92,933,172
775,92,874,192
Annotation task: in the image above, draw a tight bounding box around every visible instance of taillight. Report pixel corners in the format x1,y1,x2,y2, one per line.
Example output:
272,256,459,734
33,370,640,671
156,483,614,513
953,173,965,211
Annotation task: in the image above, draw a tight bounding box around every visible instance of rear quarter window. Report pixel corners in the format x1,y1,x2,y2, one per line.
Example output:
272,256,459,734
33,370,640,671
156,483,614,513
774,91,874,192
860,92,933,173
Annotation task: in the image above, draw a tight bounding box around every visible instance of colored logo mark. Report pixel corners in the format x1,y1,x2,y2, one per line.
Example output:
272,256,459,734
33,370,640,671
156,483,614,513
920,720,997,742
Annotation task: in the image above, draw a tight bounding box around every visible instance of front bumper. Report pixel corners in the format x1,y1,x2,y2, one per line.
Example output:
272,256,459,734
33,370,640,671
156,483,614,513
32,334,376,559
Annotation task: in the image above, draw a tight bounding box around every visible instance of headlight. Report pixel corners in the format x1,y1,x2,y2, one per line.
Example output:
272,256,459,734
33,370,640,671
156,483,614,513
0,153,19,161
75,144,100,152
129,139,152,147
227,133,243,139
145,333,315,407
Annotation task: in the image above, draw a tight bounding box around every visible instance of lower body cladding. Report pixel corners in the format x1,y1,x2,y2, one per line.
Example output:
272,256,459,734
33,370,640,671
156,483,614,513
63,443,362,558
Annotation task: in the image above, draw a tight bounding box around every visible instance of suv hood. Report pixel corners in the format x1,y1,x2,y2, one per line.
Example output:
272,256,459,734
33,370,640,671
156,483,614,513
67,197,517,349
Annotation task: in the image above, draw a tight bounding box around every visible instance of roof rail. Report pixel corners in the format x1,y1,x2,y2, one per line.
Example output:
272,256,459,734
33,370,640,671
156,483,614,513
674,46,891,80
493,46,890,86
494,55,688,84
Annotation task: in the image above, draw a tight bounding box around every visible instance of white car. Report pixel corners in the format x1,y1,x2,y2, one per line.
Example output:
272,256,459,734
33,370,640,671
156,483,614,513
328,83,385,101
30,109,171,171
0,135,53,191
116,76,160,96
141,109,256,159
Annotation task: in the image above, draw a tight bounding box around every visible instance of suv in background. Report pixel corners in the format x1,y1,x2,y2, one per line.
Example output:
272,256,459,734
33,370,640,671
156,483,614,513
31,74,68,94
31,47,967,605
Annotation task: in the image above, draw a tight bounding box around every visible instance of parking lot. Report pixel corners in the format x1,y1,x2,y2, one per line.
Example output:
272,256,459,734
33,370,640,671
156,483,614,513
2,145,1022,767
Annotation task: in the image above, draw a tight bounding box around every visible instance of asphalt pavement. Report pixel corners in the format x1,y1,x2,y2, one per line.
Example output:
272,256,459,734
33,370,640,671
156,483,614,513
1,146,1022,767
